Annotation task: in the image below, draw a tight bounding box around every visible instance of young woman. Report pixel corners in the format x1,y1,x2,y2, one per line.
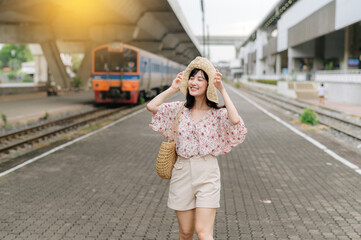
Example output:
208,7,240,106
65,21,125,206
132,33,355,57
147,57,247,240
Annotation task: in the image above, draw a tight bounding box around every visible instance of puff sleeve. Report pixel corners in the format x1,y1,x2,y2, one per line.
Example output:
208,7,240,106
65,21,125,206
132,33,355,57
215,108,247,155
149,101,183,139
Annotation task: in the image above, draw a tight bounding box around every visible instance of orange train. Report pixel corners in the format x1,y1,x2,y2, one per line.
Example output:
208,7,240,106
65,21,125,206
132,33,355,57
92,43,184,104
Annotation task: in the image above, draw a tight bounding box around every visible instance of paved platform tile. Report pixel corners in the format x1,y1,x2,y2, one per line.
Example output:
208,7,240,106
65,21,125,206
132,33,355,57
0,88,360,239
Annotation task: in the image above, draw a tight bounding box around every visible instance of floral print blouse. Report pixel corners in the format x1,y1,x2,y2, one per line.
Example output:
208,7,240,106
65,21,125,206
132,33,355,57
150,101,247,158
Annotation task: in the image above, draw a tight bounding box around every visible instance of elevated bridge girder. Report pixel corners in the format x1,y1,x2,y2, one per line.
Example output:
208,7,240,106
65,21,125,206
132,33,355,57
196,35,247,58
0,0,201,88
196,35,246,46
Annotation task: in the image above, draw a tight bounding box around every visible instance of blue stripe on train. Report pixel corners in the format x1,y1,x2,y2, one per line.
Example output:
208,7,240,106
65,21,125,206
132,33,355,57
92,74,140,80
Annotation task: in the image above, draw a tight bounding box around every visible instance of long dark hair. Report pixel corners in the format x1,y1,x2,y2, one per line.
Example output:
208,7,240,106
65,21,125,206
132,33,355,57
184,68,225,109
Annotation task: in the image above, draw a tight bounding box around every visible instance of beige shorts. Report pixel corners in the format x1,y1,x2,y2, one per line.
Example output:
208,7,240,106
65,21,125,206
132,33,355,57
168,155,221,211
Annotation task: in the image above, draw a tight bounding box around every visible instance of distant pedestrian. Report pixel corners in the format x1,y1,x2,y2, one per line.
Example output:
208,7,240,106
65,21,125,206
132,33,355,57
318,83,325,104
147,57,247,240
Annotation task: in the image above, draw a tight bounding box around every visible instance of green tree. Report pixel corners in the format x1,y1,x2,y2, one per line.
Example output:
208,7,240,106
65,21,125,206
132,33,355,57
71,54,83,74
0,44,34,70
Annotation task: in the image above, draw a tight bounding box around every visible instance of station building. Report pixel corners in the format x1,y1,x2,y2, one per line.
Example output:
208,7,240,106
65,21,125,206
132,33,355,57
239,0,361,105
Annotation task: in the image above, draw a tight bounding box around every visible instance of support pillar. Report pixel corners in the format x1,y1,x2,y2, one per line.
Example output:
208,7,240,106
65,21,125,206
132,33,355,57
34,55,48,83
314,37,325,71
256,59,264,76
288,48,295,73
40,41,71,89
235,42,242,59
76,42,99,90
341,24,360,70
29,44,48,84
276,54,281,75
342,25,351,70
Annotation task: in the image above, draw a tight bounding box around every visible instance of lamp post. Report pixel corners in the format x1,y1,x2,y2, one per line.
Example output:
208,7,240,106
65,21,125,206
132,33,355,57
201,0,205,57
207,24,210,59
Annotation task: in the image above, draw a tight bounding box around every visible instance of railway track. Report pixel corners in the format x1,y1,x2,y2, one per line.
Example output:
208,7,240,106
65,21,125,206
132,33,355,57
0,106,128,158
243,88,361,141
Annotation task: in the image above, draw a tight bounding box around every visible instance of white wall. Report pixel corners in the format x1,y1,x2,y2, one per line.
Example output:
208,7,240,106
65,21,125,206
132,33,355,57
243,42,255,64
277,0,333,52
239,48,246,64
335,0,361,30
256,30,268,75
256,30,267,60
277,81,297,98
325,82,361,105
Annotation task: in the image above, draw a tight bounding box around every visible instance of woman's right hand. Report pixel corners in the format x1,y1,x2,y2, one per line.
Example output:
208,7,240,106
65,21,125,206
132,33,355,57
170,72,184,90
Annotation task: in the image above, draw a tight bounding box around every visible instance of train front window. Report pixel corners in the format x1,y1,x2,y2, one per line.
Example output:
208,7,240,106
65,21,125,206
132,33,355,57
94,47,108,72
109,52,123,72
123,48,137,73
108,48,137,73
94,46,137,73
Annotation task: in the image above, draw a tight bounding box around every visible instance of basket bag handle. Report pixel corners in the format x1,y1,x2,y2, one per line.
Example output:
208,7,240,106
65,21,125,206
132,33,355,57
169,102,185,143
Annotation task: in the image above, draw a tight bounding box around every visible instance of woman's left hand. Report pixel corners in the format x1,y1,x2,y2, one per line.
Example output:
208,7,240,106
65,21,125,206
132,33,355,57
214,69,224,91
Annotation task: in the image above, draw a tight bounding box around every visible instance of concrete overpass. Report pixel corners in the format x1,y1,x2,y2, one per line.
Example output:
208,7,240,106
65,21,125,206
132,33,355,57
0,0,201,89
196,35,246,58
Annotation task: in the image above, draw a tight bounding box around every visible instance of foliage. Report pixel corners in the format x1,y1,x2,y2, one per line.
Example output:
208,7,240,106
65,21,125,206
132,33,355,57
8,58,22,70
87,122,100,130
138,97,145,105
235,82,242,88
22,74,32,82
44,112,50,120
248,79,277,85
1,112,7,128
72,76,82,88
325,61,334,70
7,72,16,80
300,108,318,125
0,44,34,70
71,54,83,74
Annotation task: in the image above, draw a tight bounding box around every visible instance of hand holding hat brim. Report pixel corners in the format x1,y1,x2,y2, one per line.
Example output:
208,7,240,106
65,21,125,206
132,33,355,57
213,69,224,91
179,56,219,104
171,71,184,90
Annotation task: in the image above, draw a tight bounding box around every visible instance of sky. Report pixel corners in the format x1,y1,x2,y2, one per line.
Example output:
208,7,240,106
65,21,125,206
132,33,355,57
177,0,279,62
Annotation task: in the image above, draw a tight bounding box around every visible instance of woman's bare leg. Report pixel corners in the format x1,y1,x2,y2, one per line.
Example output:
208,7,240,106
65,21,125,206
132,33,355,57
176,209,196,240
195,208,217,240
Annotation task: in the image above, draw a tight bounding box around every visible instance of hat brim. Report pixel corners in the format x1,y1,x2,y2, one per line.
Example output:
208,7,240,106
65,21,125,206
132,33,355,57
179,57,219,104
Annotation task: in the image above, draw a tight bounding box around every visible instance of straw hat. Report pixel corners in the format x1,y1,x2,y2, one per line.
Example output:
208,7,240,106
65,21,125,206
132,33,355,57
179,56,219,104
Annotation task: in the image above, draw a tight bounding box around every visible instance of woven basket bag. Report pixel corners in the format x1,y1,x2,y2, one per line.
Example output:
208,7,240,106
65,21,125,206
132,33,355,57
156,102,185,179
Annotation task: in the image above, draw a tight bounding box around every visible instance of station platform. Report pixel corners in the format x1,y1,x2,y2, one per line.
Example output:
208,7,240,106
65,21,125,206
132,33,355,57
300,98,361,119
0,91,95,126
0,85,360,239
1,86,360,129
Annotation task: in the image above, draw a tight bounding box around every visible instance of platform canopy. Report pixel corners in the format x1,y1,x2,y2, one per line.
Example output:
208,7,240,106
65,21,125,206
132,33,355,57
0,0,201,65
